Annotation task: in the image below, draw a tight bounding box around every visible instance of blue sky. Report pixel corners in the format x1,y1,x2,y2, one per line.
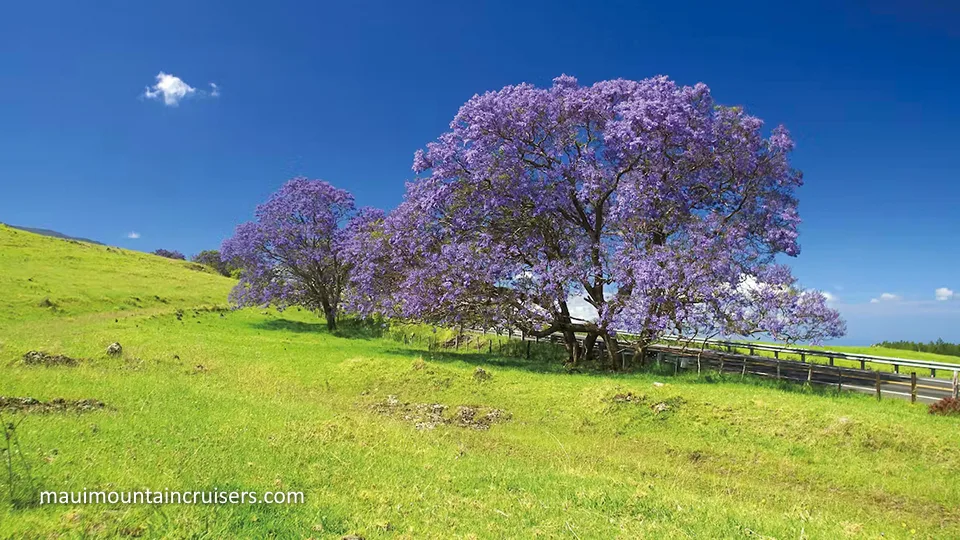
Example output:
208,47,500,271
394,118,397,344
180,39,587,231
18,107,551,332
1,1,958,344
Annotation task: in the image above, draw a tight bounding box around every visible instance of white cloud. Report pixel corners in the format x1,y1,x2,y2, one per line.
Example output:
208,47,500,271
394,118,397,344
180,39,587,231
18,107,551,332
935,287,955,301
566,295,599,323
142,72,218,106
822,291,837,303
126,231,140,239
870,292,899,303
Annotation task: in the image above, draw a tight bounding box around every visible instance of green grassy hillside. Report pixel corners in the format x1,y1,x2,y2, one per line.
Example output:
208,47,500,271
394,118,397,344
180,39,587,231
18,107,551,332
2,226,959,538
0,224,233,324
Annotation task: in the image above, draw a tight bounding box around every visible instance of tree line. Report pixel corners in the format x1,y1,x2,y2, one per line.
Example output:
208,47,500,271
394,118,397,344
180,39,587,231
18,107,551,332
152,248,240,277
218,74,846,367
875,339,960,358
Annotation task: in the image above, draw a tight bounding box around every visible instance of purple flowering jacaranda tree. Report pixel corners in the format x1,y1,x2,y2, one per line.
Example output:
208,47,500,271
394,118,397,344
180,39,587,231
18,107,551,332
373,74,844,366
221,177,357,331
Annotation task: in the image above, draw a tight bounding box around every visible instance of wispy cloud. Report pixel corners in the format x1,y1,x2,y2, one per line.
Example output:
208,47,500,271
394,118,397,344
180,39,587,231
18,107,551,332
870,292,899,303
936,287,955,301
822,291,838,303
142,72,219,106
126,231,141,239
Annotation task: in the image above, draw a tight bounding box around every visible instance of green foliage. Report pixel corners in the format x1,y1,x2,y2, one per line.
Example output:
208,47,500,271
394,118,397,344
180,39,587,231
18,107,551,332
875,339,960,358
191,249,240,277
2,225,960,537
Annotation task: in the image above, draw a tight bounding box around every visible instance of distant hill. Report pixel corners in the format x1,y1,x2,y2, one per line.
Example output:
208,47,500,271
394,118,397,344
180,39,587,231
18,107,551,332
1,223,104,245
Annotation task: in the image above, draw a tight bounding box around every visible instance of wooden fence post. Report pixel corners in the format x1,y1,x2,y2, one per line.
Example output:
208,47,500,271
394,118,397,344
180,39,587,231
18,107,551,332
875,371,881,401
954,371,959,399
741,358,747,379
526,341,531,359
776,360,781,380
860,359,865,370
800,353,806,363
807,364,813,383
910,372,917,404
837,367,842,392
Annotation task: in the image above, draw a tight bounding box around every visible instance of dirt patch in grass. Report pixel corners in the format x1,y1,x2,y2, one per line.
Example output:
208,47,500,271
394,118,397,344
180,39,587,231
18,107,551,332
611,391,646,403
22,351,81,367
0,396,107,413
372,395,510,431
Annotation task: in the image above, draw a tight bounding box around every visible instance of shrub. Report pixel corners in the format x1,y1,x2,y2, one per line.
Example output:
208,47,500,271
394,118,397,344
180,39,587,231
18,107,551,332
929,397,960,416
153,249,185,260
191,249,239,277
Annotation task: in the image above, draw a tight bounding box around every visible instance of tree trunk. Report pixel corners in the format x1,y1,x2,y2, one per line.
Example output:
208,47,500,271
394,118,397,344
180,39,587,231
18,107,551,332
582,332,599,362
563,330,580,365
603,333,622,370
322,304,337,331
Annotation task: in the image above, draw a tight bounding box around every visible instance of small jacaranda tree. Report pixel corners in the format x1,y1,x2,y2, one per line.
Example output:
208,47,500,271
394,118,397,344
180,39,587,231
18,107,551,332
222,177,359,331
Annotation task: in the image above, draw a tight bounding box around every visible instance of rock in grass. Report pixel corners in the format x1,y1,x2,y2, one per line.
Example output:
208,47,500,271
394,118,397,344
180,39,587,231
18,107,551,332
473,367,492,382
106,342,123,356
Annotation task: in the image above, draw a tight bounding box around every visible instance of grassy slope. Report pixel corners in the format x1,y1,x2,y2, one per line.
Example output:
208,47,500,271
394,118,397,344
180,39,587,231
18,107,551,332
0,224,232,323
1,226,959,539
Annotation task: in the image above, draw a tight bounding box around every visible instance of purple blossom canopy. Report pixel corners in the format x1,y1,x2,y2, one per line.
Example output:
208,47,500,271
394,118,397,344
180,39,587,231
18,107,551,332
221,177,356,330
361,74,844,363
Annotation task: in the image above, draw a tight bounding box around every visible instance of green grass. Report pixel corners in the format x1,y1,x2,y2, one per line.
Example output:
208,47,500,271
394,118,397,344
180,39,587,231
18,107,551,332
2,226,959,538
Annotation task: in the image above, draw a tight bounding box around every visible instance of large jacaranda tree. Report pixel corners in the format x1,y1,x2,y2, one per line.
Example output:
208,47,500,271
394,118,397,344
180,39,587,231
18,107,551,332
222,177,357,331
360,75,844,365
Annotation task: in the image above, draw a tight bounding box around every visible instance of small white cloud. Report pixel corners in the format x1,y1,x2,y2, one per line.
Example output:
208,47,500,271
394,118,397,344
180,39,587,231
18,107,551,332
142,72,218,106
870,292,899,303
935,287,955,301
822,291,837,303
126,231,140,239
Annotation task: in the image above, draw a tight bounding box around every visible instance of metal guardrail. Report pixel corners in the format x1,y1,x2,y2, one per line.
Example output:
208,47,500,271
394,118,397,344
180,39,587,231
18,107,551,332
656,335,960,376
